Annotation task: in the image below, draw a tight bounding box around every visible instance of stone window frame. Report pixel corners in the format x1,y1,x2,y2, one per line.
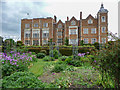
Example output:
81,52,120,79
101,16,106,22
101,27,106,33
70,29,77,35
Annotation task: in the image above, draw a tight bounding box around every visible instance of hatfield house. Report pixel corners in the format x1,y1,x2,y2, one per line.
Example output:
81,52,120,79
21,4,108,46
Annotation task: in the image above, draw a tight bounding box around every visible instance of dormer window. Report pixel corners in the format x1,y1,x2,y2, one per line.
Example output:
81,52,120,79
58,23,62,28
88,19,93,24
71,20,76,25
101,16,106,22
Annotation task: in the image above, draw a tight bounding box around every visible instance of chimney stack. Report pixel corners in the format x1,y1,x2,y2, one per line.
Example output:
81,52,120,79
67,16,69,21
54,15,57,23
80,12,82,19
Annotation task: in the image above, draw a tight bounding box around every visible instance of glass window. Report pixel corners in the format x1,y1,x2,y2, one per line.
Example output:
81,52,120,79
91,38,96,44
57,38,62,43
91,28,96,34
34,23,38,27
25,40,30,45
57,31,62,36
70,29,76,34
71,20,76,25
58,24,62,28
25,24,30,28
33,33,39,38
88,19,93,24
33,40,39,45
43,23,48,27
101,16,106,22
25,33,30,38
102,38,106,43
43,40,48,44
42,30,49,38
83,28,88,34
83,38,88,44
102,27,106,33
70,39,76,44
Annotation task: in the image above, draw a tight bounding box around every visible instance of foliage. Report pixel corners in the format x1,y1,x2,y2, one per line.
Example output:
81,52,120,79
80,40,84,46
58,56,68,61
2,72,46,88
70,60,82,67
16,41,24,47
51,64,67,73
65,56,73,64
65,37,69,46
93,42,99,50
1,52,33,77
43,56,55,61
36,53,46,59
40,50,47,54
49,49,60,59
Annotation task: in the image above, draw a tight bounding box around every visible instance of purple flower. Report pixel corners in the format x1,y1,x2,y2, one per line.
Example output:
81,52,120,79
14,62,17,65
52,73,55,75
94,60,96,63
16,65,19,67
2,62,4,63
87,52,89,54
93,67,95,69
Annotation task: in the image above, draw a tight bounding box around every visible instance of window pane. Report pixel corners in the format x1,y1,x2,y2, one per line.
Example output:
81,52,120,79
70,29,76,34
83,28,88,34
91,28,96,34
84,38,88,44
34,23,38,27
71,20,76,25
25,24,30,28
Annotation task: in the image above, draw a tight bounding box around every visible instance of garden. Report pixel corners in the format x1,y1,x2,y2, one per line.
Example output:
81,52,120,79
0,33,120,88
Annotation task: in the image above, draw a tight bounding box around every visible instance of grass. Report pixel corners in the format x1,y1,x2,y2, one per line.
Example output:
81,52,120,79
28,58,103,88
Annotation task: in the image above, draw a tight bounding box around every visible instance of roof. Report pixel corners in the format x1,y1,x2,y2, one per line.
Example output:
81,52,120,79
98,3,108,13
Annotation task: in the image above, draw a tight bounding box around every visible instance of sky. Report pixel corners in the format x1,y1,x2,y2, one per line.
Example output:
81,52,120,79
0,0,119,41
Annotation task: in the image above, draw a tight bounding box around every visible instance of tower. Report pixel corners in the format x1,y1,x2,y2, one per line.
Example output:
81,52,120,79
97,3,108,44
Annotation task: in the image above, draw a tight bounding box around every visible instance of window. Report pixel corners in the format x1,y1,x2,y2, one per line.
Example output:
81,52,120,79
57,31,62,36
43,23,48,27
25,24,30,28
43,40,48,44
102,38,106,43
70,39,77,44
25,33,30,38
91,38,96,44
42,30,49,38
91,28,96,34
25,40,30,45
58,24,62,28
70,29,76,34
57,38,62,43
33,40,39,45
88,19,93,24
83,38,88,44
34,23,38,27
83,28,88,34
33,33,39,38
101,16,106,22
102,27,106,33
71,20,76,25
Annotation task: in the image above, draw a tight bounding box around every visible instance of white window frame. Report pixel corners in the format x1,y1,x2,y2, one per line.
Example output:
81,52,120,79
91,38,96,44
102,27,106,33
91,28,96,34
58,23,62,28
83,28,88,34
25,24,30,28
101,16,106,22
43,23,48,27
57,31,62,36
88,19,93,24
70,29,77,35
71,20,76,25
83,38,88,44
69,39,77,44
42,30,49,38
102,38,106,44
43,40,48,45
34,23,38,27
25,40,30,45
57,38,62,43
33,40,39,45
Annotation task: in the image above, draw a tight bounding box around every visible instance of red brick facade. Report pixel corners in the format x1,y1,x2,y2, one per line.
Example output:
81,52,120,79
21,4,108,46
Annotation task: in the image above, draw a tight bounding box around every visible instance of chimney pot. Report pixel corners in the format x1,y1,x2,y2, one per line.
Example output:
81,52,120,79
80,12,82,19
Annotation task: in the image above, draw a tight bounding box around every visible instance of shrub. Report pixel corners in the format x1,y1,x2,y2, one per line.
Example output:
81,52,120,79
58,56,68,61
51,64,66,73
43,56,55,61
2,72,46,88
40,50,47,54
65,57,72,64
36,53,46,59
70,60,82,67
49,49,60,59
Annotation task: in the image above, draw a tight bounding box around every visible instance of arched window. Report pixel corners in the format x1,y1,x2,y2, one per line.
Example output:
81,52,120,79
58,23,62,28
88,19,93,24
71,20,76,25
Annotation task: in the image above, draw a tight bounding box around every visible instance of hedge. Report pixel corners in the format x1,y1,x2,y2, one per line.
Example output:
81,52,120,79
28,47,93,56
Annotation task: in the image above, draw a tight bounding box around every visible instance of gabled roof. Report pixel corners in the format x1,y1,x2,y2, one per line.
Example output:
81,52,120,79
86,14,95,20
57,20,63,24
69,16,78,22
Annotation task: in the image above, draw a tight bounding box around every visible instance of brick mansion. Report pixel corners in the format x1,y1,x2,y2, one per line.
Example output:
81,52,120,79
21,4,108,46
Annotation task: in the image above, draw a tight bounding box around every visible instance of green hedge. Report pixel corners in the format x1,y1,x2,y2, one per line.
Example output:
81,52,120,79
28,47,93,56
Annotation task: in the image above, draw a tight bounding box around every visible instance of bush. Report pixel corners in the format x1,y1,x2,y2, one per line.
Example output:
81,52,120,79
49,49,60,59
70,60,82,67
40,50,47,54
43,56,55,61
65,57,72,64
36,53,46,59
2,72,46,88
51,64,66,73
58,56,68,61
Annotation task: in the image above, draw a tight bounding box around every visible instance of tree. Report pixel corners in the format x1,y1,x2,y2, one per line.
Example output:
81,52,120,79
65,37,69,46
80,40,84,46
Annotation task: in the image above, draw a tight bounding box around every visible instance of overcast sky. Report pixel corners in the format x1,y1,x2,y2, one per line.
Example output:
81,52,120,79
0,0,119,41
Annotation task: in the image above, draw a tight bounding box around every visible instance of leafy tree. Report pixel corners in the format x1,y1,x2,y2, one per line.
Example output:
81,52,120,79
80,40,84,46
65,37,69,46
